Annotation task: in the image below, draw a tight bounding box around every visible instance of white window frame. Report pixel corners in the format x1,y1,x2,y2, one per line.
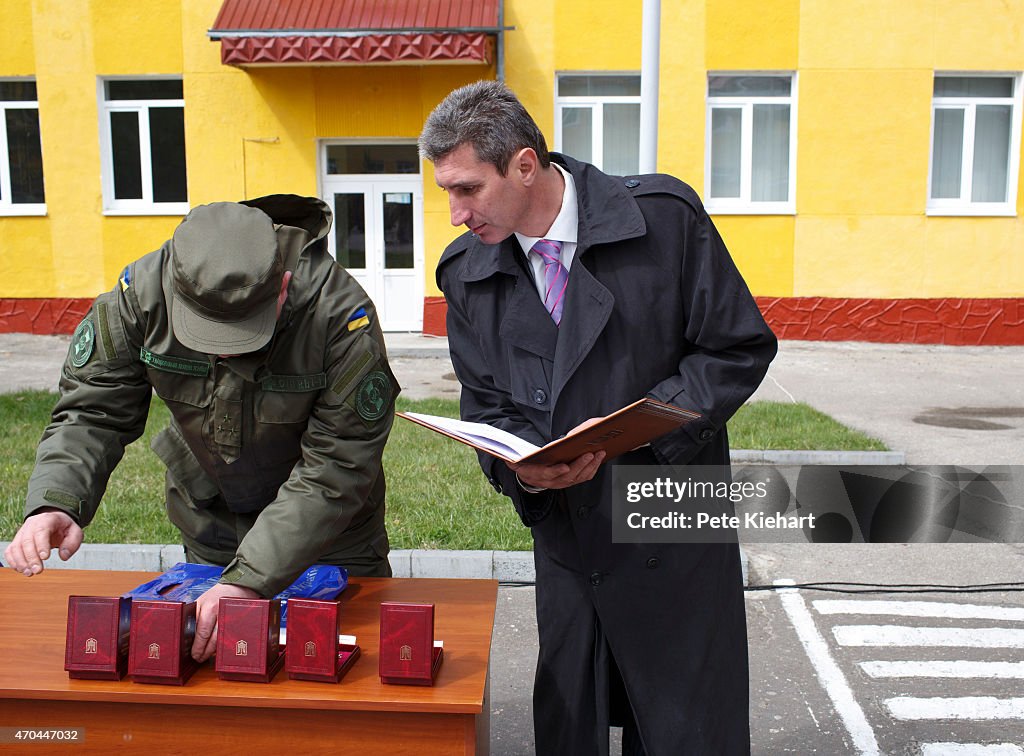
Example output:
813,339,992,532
98,76,188,216
554,72,641,175
704,72,797,215
926,72,1022,217
0,78,46,216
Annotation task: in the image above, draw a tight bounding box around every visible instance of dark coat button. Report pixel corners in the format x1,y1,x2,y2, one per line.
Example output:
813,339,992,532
699,428,713,441
590,571,603,586
646,557,660,569
577,506,588,519
533,389,547,404
625,178,640,188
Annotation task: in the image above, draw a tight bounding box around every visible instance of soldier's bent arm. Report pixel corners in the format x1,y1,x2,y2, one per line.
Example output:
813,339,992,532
221,319,400,597
25,281,152,527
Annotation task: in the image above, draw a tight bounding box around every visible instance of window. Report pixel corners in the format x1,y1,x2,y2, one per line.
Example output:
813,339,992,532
325,144,420,175
705,74,796,214
0,79,45,215
928,74,1022,216
99,78,187,214
555,74,640,176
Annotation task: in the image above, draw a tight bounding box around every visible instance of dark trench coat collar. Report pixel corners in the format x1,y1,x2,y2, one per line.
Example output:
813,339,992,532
455,153,648,284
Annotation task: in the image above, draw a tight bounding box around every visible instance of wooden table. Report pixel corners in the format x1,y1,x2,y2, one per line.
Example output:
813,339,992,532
0,570,498,755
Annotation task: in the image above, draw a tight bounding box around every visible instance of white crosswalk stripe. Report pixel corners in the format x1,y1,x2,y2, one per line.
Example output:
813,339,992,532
860,660,1024,679
833,625,1024,648
814,599,1024,622
920,744,1024,755
778,585,1024,754
775,581,881,754
886,697,1024,720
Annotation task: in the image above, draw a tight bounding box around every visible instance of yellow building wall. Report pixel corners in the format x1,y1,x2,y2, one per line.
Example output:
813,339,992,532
0,0,49,296
700,0,799,294
789,0,1024,298
2,0,1023,308
1,0,186,298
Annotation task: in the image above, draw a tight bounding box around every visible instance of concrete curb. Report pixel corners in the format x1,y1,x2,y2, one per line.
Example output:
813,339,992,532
0,542,537,583
385,334,451,359
1,543,751,586
729,449,905,465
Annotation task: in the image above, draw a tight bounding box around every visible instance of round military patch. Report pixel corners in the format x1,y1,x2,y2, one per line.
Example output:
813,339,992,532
70,318,95,368
355,370,391,422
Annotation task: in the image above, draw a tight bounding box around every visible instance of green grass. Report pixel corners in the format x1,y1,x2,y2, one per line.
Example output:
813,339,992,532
0,392,180,548
0,392,885,550
728,401,887,452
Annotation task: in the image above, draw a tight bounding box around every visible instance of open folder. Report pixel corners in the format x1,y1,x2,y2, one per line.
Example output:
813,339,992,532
398,398,701,466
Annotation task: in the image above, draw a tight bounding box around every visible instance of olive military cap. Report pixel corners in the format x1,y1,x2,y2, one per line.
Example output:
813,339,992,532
170,202,283,355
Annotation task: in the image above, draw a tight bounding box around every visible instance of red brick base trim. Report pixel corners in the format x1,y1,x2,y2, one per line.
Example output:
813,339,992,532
3,297,1021,345
422,296,1024,345
0,298,93,334
756,297,1024,345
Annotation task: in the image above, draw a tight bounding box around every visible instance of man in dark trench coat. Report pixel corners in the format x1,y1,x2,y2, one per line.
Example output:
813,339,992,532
419,81,777,755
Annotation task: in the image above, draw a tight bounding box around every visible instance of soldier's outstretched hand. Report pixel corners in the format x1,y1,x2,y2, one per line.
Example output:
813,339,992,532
4,508,83,576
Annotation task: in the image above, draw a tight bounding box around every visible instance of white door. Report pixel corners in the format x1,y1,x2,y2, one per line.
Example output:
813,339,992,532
320,143,424,331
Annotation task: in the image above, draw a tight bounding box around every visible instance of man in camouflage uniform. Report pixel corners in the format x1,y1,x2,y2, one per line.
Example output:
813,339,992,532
4,194,399,662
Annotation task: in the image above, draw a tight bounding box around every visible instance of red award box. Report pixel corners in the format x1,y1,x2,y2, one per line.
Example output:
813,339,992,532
379,602,443,686
128,599,199,685
285,598,360,683
64,596,131,680
215,597,285,683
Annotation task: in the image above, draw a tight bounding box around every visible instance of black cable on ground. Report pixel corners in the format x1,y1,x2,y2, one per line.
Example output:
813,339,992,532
746,581,1024,594
499,580,1024,594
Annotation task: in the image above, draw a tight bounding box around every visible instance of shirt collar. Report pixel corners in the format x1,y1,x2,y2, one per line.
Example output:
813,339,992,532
514,162,578,256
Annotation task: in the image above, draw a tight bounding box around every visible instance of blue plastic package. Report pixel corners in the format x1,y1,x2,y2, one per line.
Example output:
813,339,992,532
123,563,348,626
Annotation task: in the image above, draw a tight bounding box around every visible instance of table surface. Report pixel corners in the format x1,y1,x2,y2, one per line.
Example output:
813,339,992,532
0,570,498,715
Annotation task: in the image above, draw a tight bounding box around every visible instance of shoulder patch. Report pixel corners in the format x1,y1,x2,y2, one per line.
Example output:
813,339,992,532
119,264,132,291
346,306,370,332
70,318,95,368
331,350,373,397
95,302,119,360
354,370,392,422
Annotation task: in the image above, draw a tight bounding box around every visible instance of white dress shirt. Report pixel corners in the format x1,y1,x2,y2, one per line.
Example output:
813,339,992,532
514,163,578,302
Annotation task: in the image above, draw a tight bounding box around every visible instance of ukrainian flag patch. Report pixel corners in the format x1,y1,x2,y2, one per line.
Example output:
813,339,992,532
347,307,370,332
119,265,132,291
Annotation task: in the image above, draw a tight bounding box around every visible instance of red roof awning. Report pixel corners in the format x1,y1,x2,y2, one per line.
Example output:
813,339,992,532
209,0,500,67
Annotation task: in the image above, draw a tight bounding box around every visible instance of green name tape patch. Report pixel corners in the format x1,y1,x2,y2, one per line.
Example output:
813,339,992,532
260,373,327,393
140,348,210,377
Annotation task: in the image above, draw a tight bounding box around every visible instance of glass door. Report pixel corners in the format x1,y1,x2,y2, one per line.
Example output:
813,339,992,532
324,178,424,331
320,142,423,331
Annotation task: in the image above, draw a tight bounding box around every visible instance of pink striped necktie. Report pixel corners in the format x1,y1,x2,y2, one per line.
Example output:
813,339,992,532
532,238,568,325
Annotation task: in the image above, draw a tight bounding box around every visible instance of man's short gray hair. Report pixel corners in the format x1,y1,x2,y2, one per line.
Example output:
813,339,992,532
418,80,550,176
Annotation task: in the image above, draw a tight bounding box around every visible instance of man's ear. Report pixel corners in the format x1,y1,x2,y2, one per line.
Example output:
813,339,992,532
514,147,540,186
